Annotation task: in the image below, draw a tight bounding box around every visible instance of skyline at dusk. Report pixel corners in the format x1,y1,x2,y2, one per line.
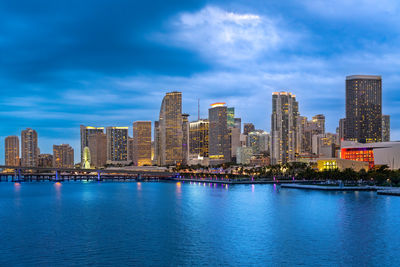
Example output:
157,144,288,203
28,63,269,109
1,0,400,162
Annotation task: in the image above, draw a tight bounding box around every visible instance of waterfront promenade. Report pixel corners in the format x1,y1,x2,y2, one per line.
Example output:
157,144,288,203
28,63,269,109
281,183,400,196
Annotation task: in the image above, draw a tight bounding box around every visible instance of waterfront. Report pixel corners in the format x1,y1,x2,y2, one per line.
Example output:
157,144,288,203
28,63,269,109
1,182,399,266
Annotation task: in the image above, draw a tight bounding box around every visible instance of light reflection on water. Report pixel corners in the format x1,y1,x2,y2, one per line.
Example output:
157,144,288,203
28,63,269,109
0,182,399,266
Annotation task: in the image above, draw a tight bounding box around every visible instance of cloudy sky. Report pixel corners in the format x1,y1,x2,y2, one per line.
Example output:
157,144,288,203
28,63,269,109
1,0,399,162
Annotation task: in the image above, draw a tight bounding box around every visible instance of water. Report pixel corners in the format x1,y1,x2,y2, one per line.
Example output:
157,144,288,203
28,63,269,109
0,181,399,266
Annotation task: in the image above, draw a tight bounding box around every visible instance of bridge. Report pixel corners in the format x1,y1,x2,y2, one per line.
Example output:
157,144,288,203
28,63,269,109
0,165,175,182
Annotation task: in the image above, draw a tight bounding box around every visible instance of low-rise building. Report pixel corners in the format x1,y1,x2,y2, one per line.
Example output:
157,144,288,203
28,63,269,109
341,141,400,169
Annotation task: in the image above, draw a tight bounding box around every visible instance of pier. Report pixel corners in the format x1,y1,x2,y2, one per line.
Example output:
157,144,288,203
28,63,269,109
0,165,174,183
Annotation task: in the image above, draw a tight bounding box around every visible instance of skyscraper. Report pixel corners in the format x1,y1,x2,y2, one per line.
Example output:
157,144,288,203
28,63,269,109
154,121,161,165
234,118,242,133
227,107,235,128
158,92,183,166
132,121,152,166
53,144,74,168
243,123,255,135
208,103,231,164
345,75,382,143
88,132,107,168
181,114,190,165
189,119,209,158
21,128,38,167
338,118,346,142
382,115,390,142
247,131,270,154
297,114,325,154
5,136,19,166
106,127,128,163
271,92,299,164
80,125,104,165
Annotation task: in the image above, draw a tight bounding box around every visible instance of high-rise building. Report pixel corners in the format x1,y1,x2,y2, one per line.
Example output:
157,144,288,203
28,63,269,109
38,154,53,168
181,115,190,165
88,132,107,168
154,121,160,165
189,119,209,158
271,92,299,164
106,127,128,163
382,115,390,142
80,126,104,165
133,121,152,166
247,131,270,154
234,118,242,133
157,92,183,166
345,75,382,143
5,136,19,166
297,115,325,154
128,137,134,162
243,123,255,135
21,128,38,167
53,144,74,168
312,133,338,158
227,107,235,128
338,118,346,142
208,103,231,164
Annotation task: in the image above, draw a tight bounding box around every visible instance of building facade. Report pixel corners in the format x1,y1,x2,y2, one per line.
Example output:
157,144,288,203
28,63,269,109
243,123,255,135
88,132,107,168
106,127,129,163
181,115,190,165
382,115,390,142
345,75,382,143
208,103,231,164
5,136,19,166
133,121,152,166
189,119,209,158
53,144,74,168
38,154,53,168
21,128,38,167
80,126,104,165
157,92,183,166
271,92,299,164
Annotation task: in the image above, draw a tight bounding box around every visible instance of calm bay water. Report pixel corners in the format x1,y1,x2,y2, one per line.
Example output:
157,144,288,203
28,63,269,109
0,181,399,266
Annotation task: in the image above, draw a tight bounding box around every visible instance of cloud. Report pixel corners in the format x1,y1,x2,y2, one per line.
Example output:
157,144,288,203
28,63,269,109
157,6,298,65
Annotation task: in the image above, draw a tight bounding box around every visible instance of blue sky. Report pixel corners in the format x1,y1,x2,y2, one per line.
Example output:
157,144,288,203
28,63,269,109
1,0,400,163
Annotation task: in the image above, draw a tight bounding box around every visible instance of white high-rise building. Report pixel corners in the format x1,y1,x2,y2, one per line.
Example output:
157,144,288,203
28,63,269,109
271,92,299,164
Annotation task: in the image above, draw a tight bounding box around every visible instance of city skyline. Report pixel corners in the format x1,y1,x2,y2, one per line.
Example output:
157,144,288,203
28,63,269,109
1,1,400,162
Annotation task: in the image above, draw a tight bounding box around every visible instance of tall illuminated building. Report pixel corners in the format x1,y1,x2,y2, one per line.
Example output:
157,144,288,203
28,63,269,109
243,123,255,135
21,128,38,167
189,119,209,158
345,75,382,143
181,114,190,165
247,131,270,154
88,132,107,168
297,114,325,154
227,107,235,128
154,121,160,165
271,92,299,164
5,136,19,166
53,144,74,168
382,115,390,142
208,102,231,164
80,125,104,165
158,92,183,166
133,121,152,166
106,127,129,163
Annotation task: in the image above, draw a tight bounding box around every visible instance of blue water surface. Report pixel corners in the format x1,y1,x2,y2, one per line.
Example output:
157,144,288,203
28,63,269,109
0,181,399,266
